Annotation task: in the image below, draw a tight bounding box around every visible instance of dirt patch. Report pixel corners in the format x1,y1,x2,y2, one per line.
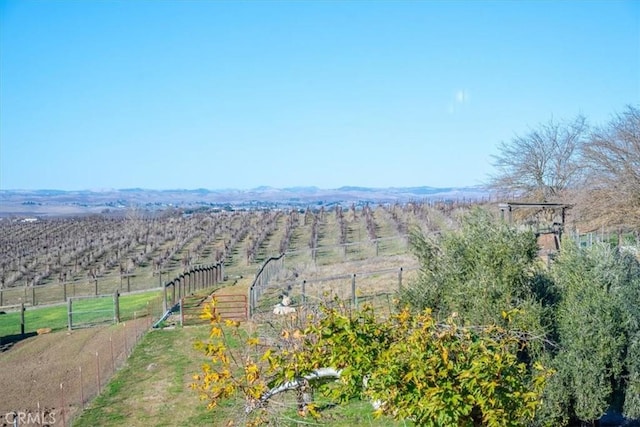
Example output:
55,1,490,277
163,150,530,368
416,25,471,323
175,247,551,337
0,317,150,422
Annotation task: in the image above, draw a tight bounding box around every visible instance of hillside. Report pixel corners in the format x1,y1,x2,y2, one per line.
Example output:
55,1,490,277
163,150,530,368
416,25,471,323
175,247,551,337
0,186,490,216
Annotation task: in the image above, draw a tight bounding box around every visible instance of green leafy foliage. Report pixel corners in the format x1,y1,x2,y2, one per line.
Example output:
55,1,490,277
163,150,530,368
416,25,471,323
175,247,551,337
401,207,640,425
193,207,640,425
193,300,551,425
362,309,550,426
543,242,640,423
400,208,550,352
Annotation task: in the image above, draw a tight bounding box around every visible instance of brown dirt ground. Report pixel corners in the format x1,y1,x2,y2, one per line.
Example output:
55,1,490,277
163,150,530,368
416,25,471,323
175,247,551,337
0,317,150,422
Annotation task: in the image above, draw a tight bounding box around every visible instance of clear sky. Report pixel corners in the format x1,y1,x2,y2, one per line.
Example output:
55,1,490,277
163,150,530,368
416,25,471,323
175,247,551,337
1,0,638,191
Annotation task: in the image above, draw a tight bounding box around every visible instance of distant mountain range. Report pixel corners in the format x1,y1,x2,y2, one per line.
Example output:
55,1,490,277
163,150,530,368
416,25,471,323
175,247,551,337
0,186,491,216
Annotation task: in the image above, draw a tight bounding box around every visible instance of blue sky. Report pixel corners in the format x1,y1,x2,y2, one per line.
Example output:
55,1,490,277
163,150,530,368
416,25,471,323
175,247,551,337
1,0,638,191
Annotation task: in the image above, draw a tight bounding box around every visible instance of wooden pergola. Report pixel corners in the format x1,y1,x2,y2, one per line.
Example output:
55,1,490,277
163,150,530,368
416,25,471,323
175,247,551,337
498,202,572,240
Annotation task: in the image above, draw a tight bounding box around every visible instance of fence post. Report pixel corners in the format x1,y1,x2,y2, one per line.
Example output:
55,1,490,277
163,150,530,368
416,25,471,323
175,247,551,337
114,291,120,323
96,351,101,391
79,366,84,409
20,303,25,336
398,267,403,290
351,274,357,308
60,383,66,427
94,279,98,296
63,281,67,302
0,288,3,306
32,285,36,306
302,280,306,305
179,298,184,327
183,275,187,298
163,285,168,313
67,298,73,331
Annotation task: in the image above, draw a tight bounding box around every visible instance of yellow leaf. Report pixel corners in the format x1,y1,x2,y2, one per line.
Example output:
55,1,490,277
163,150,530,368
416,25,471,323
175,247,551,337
224,319,239,327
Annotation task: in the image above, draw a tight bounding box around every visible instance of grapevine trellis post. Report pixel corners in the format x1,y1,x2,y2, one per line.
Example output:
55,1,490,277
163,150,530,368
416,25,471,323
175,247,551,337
351,274,358,308
67,298,73,331
114,290,120,323
20,303,25,336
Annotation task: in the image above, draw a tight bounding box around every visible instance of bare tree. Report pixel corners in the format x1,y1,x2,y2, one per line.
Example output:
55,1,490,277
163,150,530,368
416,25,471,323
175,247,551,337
489,115,589,202
578,105,640,231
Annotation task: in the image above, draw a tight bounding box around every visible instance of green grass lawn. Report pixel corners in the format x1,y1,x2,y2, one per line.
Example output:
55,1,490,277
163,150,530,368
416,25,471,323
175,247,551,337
0,290,163,338
72,321,410,426
72,326,216,427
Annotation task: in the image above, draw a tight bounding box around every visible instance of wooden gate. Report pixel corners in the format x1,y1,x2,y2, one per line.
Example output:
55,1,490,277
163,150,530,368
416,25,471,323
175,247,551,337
210,294,248,321
180,293,248,326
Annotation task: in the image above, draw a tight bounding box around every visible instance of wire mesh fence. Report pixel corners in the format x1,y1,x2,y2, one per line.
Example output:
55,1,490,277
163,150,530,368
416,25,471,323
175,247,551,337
67,293,119,330
250,266,419,321
0,295,165,427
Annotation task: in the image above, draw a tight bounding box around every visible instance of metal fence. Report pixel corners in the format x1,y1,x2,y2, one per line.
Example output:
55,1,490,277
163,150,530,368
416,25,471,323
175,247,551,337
1,270,167,308
0,298,165,427
250,265,420,319
248,254,285,318
67,293,120,330
0,262,224,315
571,230,640,249
0,261,224,426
